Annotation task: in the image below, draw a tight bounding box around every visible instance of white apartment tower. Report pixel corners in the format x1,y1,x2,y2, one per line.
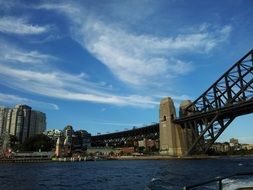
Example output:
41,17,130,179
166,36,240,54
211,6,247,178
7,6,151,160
0,105,46,142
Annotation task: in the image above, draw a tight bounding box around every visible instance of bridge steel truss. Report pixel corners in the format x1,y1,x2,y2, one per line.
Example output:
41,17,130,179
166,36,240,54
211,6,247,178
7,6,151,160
91,124,159,147
174,49,253,155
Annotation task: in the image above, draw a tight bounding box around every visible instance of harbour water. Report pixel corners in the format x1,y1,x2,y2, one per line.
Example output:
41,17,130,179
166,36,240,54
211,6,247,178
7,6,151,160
0,157,253,190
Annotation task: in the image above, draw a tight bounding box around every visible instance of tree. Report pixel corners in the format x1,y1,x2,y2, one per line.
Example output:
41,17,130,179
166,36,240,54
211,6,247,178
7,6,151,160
21,134,54,151
10,135,21,151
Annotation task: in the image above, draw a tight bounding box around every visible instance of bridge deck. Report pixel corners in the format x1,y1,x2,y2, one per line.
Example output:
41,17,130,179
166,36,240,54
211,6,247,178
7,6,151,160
91,124,159,142
174,99,253,123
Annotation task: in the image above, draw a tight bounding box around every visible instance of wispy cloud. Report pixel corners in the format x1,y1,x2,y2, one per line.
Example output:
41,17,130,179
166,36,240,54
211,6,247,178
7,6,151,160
38,2,231,86
0,41,56,64
0,16,50,35
79,21,230,85
0,64,158,107
37,3,80,16
0,2,232,108
0,41,159,108
0,92,59,110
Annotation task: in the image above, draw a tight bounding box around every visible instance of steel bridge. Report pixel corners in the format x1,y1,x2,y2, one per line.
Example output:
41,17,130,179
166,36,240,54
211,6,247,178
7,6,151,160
91,124,159,147
92,49,253,155
174,49,253,155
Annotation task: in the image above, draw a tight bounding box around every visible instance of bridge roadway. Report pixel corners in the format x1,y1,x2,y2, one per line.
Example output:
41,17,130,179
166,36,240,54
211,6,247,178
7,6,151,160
174,98,253,124
91,124,159,146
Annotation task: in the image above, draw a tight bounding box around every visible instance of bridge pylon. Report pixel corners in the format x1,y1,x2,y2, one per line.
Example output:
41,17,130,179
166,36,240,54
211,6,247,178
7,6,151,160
159,97,188,156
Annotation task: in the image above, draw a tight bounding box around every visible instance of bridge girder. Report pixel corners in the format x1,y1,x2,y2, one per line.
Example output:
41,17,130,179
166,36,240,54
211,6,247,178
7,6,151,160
91,124,159,147
175,49,253,155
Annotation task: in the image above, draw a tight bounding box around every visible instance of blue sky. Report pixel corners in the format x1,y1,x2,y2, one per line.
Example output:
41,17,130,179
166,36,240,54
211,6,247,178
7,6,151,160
0,0,253,143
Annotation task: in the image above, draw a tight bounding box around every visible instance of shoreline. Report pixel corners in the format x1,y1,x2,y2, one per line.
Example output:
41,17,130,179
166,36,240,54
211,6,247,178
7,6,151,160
0,154,252,163
109,154,253,160
0,158,52,163
110,155,219,160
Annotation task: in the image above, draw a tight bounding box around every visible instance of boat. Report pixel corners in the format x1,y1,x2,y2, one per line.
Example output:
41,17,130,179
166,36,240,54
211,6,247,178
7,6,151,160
183,172,253,190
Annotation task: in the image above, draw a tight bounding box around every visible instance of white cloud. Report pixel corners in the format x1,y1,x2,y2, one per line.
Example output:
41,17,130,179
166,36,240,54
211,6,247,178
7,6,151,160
0,2,233,108
37,3,80,15
76,20,192,85
0,16,49,35
0,40,159,108
0,42,56,64
0,93,59,110
77,20,230,85
38,3,231,86
0,64,158,107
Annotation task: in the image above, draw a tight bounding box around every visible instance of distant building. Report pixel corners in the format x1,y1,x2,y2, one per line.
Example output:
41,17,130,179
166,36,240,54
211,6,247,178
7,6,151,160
230,138,239,146
211,142,230,152
73,130,91,150
121,147,135,155
0,107,9,135
211,138,253,153
63,125,74,145
138,138,147,149
54,125,91,157
0,104,46,142
29,111,46,138
229,138,241,150
44,129,63,143
138,138,158,152
241,144,253,150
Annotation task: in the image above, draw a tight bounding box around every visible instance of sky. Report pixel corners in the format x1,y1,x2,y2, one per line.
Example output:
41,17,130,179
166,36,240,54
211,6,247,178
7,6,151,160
0,0,253,143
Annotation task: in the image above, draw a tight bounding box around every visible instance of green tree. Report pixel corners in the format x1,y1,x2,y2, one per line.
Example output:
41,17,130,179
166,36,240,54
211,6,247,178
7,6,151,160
10,135,21,151
21,134,54,151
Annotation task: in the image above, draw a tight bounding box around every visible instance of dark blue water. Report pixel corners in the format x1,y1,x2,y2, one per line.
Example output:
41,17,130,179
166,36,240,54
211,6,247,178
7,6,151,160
0,157,253,190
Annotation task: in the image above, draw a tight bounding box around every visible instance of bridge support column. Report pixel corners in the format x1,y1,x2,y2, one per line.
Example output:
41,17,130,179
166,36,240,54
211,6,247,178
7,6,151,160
179,100,195,151
159,97,187,156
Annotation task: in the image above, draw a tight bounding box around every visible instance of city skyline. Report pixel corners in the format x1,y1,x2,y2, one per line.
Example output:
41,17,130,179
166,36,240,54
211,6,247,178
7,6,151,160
0,1,253,143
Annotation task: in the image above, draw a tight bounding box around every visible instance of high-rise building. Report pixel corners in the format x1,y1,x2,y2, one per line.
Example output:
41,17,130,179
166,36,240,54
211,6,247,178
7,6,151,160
0,104,46,142
29,111,46,138
6,105,32,142
0,107,9,135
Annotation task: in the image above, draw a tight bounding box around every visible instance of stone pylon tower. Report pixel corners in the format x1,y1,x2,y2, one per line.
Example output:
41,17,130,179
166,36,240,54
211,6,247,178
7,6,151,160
179,100,195,151
159,97,187,156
